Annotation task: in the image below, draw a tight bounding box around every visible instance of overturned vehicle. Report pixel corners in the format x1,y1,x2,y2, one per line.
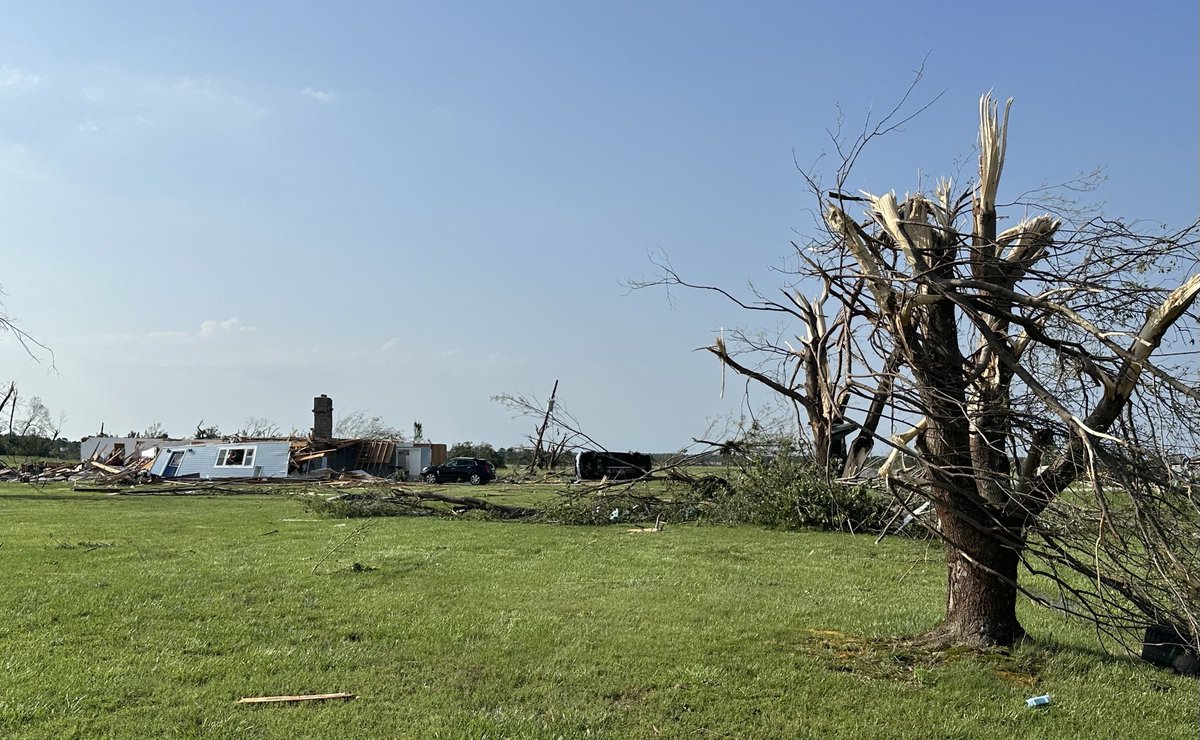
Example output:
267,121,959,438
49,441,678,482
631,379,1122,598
575,450,652,481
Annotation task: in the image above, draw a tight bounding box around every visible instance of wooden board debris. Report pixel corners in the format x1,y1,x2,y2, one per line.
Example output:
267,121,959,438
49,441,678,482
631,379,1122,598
292,449,335,462
237,692,356,705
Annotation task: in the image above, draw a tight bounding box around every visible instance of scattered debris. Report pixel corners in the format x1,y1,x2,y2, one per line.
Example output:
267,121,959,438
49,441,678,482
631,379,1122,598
874,497,933,545
1025,694,1051,708
1141,624,1199,676
662,467,733,500
0,458,155,485
237,693,356,705
627,515,664,533
785,628,1045,686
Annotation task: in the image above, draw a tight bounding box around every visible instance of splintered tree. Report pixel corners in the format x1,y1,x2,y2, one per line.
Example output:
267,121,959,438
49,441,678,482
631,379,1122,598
663,93,1200,650
0,300,51,447
649,265,894,477
494,383,606,472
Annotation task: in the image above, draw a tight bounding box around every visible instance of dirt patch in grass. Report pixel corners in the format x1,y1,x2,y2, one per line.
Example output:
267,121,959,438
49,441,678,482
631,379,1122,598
603,685,655,708
772,628,1046,688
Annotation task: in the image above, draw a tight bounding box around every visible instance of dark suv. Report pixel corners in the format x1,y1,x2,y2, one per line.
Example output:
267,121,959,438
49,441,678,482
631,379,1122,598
421,457,496,485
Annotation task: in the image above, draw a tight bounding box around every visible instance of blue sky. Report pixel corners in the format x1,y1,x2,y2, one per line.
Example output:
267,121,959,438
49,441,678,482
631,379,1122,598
0,1,1195,449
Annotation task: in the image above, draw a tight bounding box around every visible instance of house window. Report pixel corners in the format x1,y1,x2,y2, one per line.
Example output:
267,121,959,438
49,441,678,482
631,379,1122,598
216,446,257,467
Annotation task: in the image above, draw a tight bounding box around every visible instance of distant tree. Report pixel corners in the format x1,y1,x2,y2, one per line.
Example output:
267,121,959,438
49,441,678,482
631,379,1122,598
193,420,222,440
14,396,53,438
448,441,507,469
494,386,599,470
0,286,52,453
0,291,50,365
412,421,425,444
335,411,405,441
54,437,80,459
236,417,281,438
0,395,66,458
140,422,170,439
501,446,534,468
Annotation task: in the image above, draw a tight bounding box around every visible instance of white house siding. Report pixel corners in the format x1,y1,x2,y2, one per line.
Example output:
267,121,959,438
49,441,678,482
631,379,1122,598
393,446,432,481
150,441,292,479
81,437,177,463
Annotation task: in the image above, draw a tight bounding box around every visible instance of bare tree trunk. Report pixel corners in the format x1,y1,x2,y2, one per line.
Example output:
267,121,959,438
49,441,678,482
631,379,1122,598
530,379,559,472
841,352,899,477
0,382,15,424
930,503,1026,647
810,419,833,470
907,286,1028,646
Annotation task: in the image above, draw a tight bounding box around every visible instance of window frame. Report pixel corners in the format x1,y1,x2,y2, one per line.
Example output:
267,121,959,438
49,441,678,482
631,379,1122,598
215,446,258,468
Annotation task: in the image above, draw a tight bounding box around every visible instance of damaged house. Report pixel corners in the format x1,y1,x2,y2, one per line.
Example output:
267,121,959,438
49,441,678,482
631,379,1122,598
80,436,178,466
130,395,446,481
148,439,295,479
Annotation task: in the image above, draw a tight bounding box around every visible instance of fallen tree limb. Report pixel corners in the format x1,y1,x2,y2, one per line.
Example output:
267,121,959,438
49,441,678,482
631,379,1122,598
387,488,536,518
105,484,278,496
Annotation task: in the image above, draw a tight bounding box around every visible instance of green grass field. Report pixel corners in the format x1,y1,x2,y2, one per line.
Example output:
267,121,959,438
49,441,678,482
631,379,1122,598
0,484,1195,738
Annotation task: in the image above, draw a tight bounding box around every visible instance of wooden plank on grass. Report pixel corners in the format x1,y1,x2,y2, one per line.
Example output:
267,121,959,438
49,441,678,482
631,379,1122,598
237,692,355,705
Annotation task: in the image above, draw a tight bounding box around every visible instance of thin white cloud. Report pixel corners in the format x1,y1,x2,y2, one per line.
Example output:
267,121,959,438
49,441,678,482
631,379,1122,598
171,75,268,119
199,317,255,337
71,70,265,134
302,87,336,104
129,113,159,130
68,319,255,346
80,84,106,103
381,337,400,351
0,66,42,92
77,119,99,133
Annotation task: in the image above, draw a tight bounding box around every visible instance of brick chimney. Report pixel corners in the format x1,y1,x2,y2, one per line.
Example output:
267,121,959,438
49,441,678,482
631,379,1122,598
312,394,333,439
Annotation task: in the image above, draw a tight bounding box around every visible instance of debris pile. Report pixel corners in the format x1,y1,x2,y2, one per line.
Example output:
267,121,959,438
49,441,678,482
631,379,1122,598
0,458,153,485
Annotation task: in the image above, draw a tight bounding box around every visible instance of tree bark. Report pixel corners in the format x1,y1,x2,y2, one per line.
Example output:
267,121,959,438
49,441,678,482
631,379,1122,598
930,502,1026,647
841,351,900,477
530,379,559,472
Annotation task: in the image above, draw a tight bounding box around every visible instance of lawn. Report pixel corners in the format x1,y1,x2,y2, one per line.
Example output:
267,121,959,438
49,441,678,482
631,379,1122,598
0,484,1195,738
